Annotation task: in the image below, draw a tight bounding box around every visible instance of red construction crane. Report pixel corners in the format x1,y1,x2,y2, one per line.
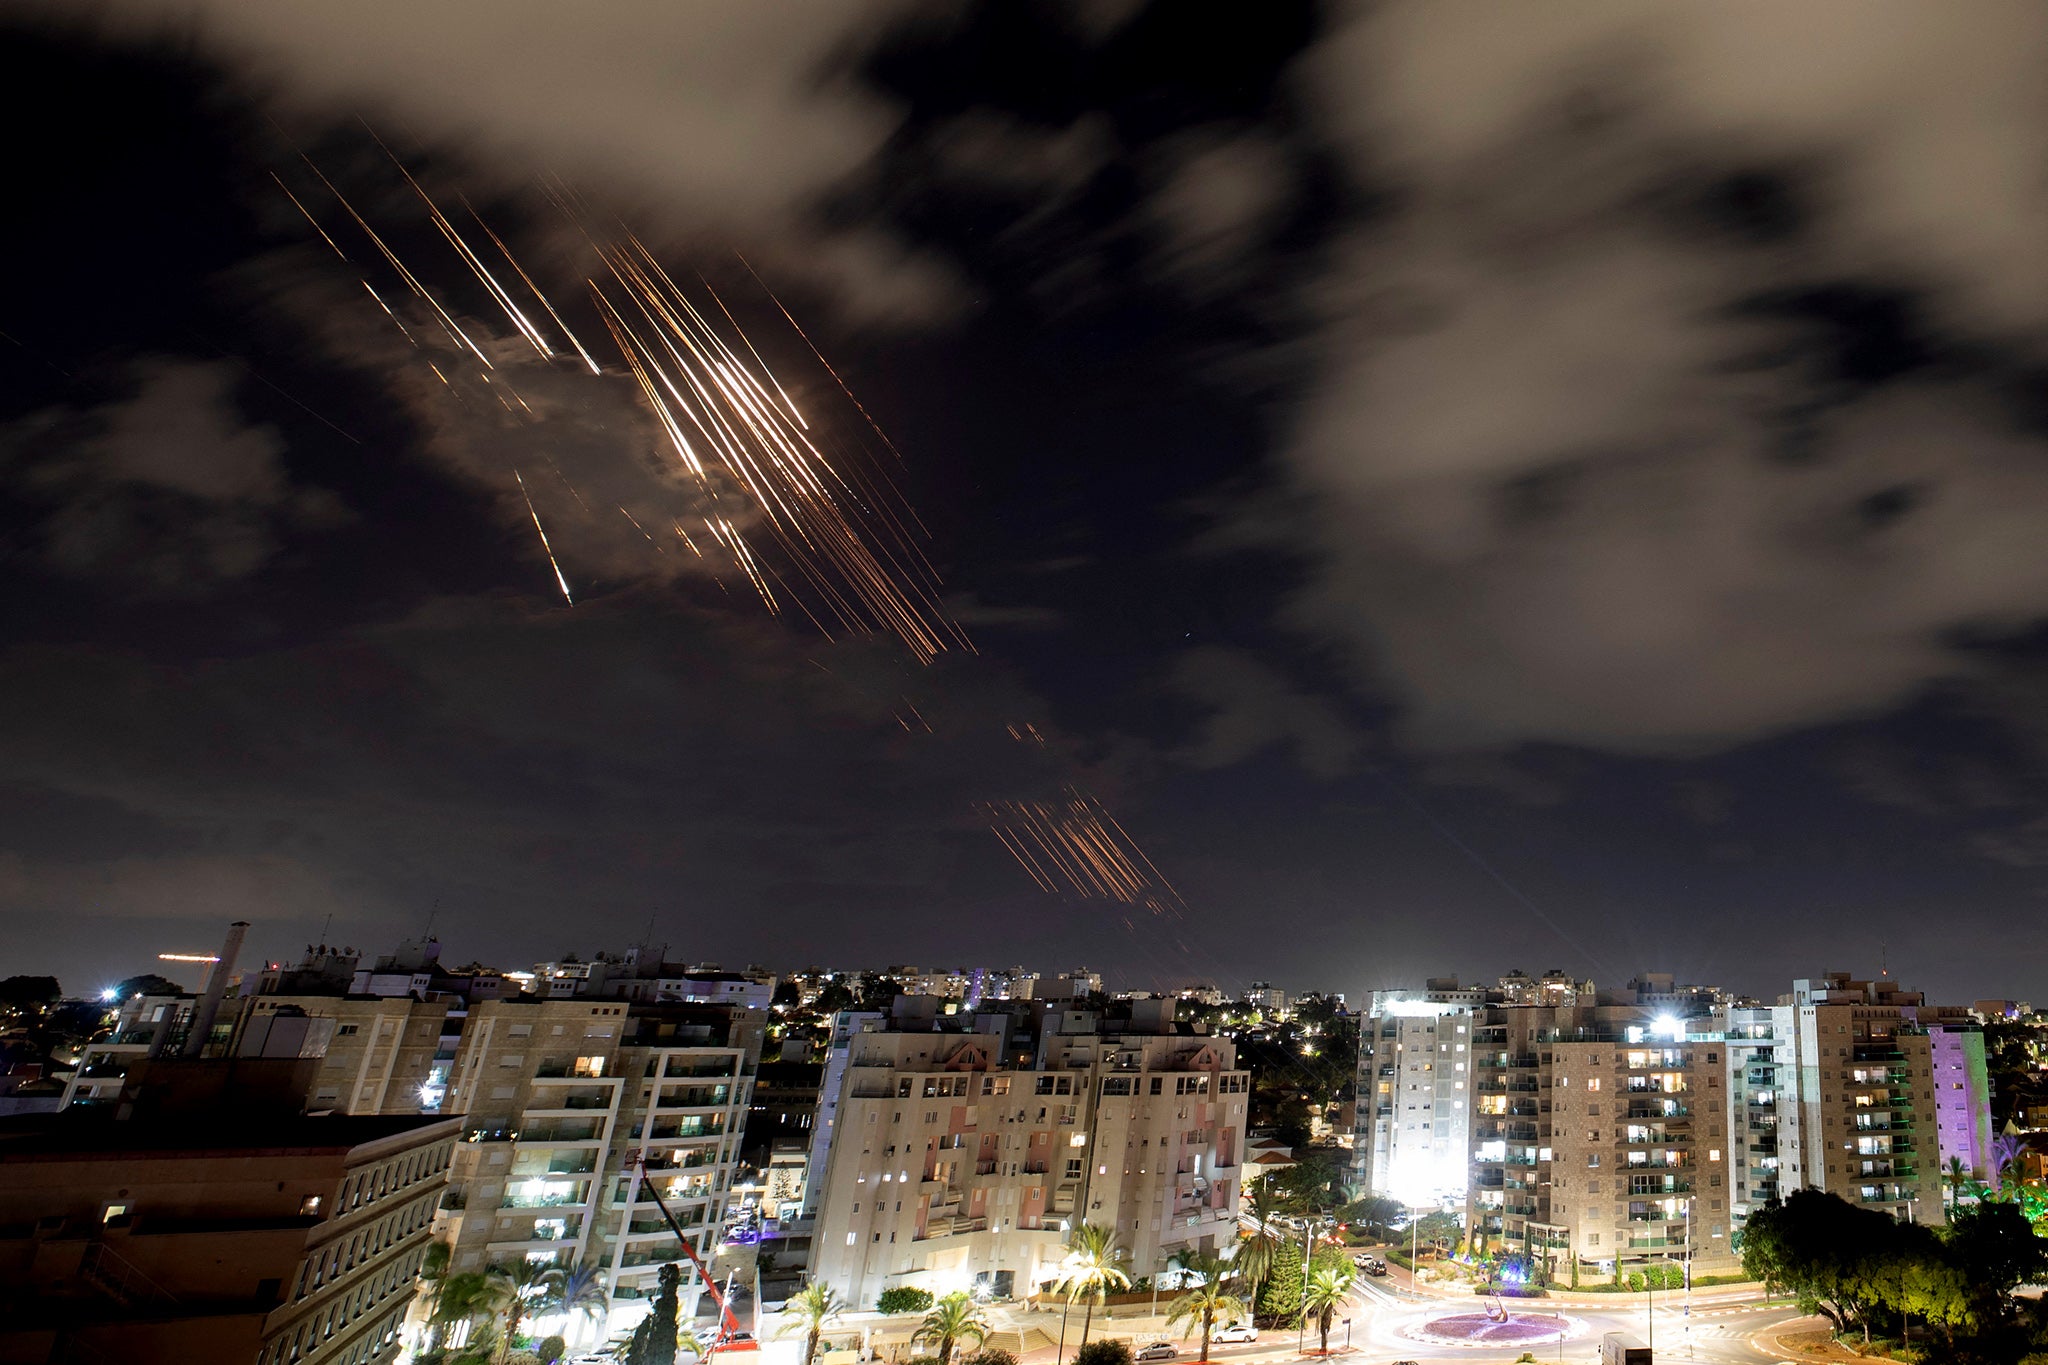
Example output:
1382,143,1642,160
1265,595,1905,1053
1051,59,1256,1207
636,1154,758,1356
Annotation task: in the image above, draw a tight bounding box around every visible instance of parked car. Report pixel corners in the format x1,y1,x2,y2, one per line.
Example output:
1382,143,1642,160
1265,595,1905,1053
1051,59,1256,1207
1136,1344,1180,1361
1212,1323,1259,1344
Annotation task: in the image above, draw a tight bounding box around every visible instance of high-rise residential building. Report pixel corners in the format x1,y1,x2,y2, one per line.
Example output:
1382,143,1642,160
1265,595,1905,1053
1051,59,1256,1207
1456,977,1735,1278
805,997,1247,1308
1723,1005,1782,1224
234,995,461,1116
1353,984,1481,1205
1772,974,1980,1225
1541,1026,1735,1276
0,1070,455,1365
432,997,764,1331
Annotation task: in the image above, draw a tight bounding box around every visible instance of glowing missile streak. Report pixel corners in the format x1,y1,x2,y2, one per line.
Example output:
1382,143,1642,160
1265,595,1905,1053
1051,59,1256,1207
738,250,907,467
364,131,554,362
361,281,420,347
618,505,663,551
158,953,221,964
271,173,349,261
701,275,805,429
466,199,601,374
513,469,574,605
302,157,494,369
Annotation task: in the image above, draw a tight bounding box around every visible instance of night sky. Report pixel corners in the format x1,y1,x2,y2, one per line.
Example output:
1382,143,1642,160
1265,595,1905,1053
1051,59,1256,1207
6,3,2048,1003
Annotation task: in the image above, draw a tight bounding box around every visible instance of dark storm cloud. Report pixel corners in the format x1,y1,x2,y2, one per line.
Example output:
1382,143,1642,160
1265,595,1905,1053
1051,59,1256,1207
1168,645,1360,779
3,357,344,590
64,0,955,323
0,595,1071,979
1262,0,2048,753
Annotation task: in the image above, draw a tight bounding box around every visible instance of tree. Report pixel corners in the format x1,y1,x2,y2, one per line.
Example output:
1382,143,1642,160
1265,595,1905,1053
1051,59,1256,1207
1411,1211,1462,1254
435,1271,516,1357
628,1264,682,1365
912,1291,991,1365
1742,1190,1935,1345
1269,1098,1313,1150
877,1287,934,1315
1055,1222,1132,1349
557,1264,609,1346
1072,1343,1131,1365
1944,1155,1974,1216
1234,1184,1285,1306
1275,1152,1346,1213
112,973,183,1000
1300,1261,1357,1355
777,1280,843,1365
418,1240,455,1342
1341,1195,1406,1241
1165,1257,1249,1363
1941,1201,2048,1324
489,1259,566,1356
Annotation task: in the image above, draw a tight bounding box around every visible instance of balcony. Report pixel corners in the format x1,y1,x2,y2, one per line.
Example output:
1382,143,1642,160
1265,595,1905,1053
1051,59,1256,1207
917,1215,989,1240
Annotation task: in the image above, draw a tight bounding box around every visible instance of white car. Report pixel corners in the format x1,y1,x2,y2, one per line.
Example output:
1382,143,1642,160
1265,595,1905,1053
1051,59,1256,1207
1212,1324,1259,1345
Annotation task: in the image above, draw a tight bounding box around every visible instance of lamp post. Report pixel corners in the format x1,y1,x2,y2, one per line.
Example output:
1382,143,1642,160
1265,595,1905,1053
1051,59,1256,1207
1297,1215,1331,1356
1645,1257,1654,1359
1682,1198,1694,1360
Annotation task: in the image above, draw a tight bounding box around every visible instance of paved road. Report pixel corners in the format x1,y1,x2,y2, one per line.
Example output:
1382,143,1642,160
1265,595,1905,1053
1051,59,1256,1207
1010,1283,1806,1365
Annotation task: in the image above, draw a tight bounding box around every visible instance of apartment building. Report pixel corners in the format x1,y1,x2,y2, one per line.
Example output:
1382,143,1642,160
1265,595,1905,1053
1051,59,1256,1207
0,1108,455,1365
433,997,765,1330
1772,974,1969,1225
1542,1031,1735,1276
234,995,461,1116
1723,1006,1782,1225
1353,985,1482,1205
1460,978,1735,1278
806,998,1247,1309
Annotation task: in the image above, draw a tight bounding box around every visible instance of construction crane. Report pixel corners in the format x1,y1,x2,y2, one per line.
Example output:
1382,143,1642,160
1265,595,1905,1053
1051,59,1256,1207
636,1154,759,1356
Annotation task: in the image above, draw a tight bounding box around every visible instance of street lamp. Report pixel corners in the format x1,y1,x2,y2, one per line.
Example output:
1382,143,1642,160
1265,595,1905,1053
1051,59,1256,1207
1297,1214,1333,1355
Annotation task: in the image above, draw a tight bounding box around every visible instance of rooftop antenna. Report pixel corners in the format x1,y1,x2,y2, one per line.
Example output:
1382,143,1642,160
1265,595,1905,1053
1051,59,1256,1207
318,912,334,946
425,901,439,936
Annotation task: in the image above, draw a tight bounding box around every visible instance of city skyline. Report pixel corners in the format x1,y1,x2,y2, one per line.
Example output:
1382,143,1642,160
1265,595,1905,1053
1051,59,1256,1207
7,6,2048,1004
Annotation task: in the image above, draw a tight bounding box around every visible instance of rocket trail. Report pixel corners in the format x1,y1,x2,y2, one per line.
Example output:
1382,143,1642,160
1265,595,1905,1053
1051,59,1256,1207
513,469,575,606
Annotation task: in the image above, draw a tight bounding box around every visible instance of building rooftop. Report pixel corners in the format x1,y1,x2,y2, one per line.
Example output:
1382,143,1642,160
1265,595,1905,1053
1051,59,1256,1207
0,1111,457,1159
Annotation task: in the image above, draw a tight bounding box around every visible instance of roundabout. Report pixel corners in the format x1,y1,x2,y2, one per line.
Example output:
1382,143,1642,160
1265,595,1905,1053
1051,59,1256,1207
1401,1310,1590,1349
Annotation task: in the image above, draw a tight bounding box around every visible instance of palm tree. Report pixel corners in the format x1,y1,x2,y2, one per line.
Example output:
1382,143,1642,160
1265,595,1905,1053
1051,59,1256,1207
912,1290,991,1365
488,1259,567,1357
1299,1261,1357,1356
1944,1156,1973,1215
1234,1184,1285,1309
434,1271,515,1357
777,1280,845,1365
1164,1256,1247,1364
417,1241,455,1347
1056,1222,1132,1349
558,1263,610,1347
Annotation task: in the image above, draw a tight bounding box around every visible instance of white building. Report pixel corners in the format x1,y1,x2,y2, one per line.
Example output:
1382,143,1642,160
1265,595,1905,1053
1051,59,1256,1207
1353,988,1476,1205
807,1001,1247,1308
